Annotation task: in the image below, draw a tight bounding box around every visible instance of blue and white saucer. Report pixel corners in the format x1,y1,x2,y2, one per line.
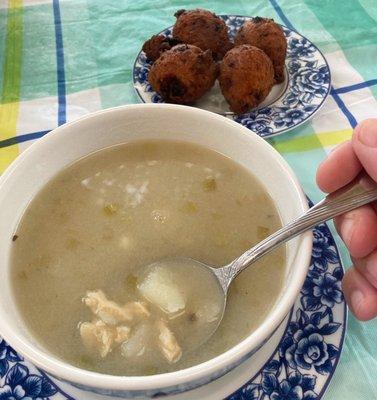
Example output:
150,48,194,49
133,15,331,138
0,219,346,400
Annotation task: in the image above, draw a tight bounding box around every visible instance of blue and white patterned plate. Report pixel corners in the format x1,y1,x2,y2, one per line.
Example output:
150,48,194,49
133,15,331,138
0,218,346,400
227,220,346,400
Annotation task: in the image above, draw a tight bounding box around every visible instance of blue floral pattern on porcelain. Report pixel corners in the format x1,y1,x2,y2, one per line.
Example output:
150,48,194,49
0,363,57,400
0,217,346,399
227,221,346,400
133,16,331,138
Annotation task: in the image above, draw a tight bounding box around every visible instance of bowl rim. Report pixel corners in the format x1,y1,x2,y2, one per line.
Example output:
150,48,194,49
0,103,313,391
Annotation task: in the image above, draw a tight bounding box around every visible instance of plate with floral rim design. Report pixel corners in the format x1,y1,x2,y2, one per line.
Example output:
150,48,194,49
226,219,346,400
0,216,346,400
133,15,331,139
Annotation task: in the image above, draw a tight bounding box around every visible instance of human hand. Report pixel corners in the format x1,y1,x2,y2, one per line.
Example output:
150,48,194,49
317,119,377,321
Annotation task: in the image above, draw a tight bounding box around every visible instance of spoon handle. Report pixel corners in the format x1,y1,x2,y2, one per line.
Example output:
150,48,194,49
217,173,377,291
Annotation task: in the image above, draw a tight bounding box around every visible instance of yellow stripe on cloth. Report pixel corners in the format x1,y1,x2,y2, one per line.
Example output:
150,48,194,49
0,103,20,172
272,129,353,153
0,0,23,173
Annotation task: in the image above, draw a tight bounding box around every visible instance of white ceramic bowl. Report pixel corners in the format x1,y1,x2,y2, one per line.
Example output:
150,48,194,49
0,104,312,398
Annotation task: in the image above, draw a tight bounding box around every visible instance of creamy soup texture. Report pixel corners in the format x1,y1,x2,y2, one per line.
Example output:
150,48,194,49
12,140,285,376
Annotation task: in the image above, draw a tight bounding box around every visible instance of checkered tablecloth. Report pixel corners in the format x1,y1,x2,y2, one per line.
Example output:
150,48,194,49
0,0,376,398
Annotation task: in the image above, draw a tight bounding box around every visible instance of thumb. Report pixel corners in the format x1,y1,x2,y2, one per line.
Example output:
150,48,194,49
352,119,377,182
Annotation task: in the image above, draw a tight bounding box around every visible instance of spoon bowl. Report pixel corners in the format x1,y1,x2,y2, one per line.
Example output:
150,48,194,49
136,258,226,350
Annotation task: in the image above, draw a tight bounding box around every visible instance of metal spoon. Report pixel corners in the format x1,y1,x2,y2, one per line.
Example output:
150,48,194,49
139,173,377,346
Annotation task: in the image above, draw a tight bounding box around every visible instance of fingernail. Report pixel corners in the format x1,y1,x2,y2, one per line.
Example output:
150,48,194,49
357,123,377,147
350,290,364,314
341,217,355,247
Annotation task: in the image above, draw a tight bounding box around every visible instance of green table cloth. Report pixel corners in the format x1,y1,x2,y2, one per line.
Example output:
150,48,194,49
0,0,376,398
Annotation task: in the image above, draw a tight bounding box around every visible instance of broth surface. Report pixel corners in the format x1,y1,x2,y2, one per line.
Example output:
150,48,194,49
12,140,285,375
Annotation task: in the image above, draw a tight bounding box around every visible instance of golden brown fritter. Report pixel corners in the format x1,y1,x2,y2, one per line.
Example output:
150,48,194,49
142,35,181,62
172,9,233,61
235,17,287,83
148,44,218,104
219,45,274,114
